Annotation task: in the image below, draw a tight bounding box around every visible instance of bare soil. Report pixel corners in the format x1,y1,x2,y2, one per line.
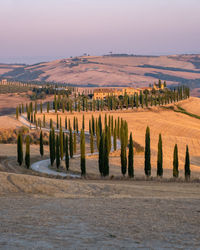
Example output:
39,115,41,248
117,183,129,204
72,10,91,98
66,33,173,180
0,172,199,249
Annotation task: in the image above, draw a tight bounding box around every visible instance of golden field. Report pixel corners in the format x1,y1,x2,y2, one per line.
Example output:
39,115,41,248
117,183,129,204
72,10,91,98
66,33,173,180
34,97,200,178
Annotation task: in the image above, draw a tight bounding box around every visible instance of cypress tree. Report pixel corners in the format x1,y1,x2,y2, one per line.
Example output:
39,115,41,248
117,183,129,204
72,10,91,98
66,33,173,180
25,135,30,169
57,114,59,129
90,129,94,154
185,145,190,180
144,126,151,177
89,120,91,134
49,130,53,165
73,116,76,131
103,130,109,176
52,128,56,162
80,129,86,176
60,117,62,129
76,117,79,133
65,135,69,171
82,114,85,130
50,119,53,129
173,144,179,178
73,132,77,153
98,132,104,175
128,132,134,178
65,117,67,130
120,125,127,176
40,131,44,157
56,134,60,169
17,133,23,166
69,127,73,158
157,134,163,177
60,127,63,160
92,115,95,135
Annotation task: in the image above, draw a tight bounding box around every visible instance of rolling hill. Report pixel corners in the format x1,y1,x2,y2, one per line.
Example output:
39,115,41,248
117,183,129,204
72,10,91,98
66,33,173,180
1,54,200,96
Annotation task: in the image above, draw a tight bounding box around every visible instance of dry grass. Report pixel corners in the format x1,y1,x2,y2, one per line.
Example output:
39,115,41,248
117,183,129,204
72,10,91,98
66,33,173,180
36,97,200,177
178,97,200,116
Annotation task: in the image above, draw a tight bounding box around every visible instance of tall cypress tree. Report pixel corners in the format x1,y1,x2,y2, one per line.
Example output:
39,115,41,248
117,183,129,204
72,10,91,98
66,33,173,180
40,131,44,157
49,130,53,165
17,133,23,166
57,114,59,129
120,125,127,176
144,126,151,177
69,127,73,158
25,135,30,169
56,134,60,169
90,129,94,154
80,129,86,176
52,128,56,163
185,145,190,180
65,117,67,130
98,132,104,175
60,127,63,160
103,130,109,176
128,132,134,178
173,144,179,178
65,135,69,171
157,134,163,177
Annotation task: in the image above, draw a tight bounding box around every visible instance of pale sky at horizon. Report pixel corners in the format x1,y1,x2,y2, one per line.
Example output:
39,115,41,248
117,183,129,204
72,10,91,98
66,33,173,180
0,0,199,64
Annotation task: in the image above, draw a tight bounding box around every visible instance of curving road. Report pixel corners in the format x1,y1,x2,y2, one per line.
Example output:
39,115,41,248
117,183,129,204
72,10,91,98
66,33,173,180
19,114,121,178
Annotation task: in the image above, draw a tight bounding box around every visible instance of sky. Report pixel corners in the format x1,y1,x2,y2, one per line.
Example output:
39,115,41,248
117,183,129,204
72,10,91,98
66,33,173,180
0,0,199,64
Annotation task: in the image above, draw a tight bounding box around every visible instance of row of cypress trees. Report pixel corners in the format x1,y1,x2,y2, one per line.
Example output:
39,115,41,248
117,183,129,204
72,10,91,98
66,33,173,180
144,127,191,179
18,84,190,121
18,110,191,179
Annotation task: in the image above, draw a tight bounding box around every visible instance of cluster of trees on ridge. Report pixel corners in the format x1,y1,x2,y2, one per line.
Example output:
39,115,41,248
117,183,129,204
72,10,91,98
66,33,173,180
17,113,191,180
16,84,190,119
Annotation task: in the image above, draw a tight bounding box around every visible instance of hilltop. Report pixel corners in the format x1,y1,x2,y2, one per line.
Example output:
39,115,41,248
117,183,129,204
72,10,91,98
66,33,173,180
1,54,200,96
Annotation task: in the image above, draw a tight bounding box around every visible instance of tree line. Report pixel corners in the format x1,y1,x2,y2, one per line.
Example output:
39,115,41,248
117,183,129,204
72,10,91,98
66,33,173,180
16,84,190,120
17,113,191,180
